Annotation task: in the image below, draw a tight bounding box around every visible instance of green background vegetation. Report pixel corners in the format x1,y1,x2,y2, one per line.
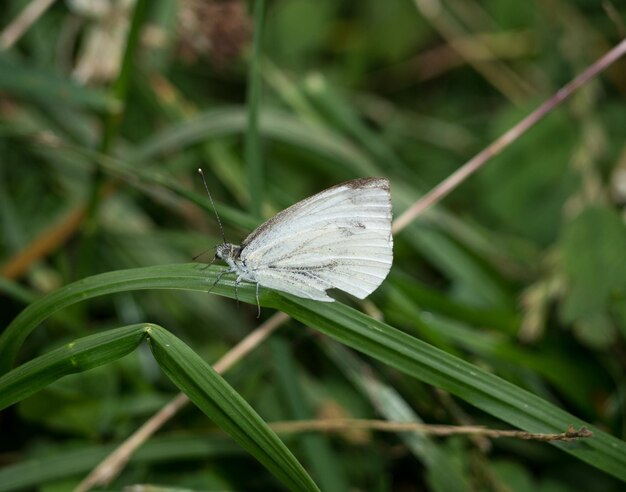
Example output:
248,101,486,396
1,0,625,490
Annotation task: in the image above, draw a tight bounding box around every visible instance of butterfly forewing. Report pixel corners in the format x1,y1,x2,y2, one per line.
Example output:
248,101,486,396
240,177,393,301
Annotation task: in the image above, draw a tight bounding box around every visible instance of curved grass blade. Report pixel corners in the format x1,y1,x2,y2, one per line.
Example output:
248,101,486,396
132,106,377,176
271,338,349,491
271,294,626,483
1,263,625,481
0,54,119,113
321,339,471,492
148,326,320,492
0,435,242,492
0,324,148,410
0,322,320,492
245,0,266,217
0,264,219,374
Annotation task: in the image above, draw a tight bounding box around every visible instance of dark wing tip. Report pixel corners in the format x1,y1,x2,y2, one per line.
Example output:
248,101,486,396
343,177,390,191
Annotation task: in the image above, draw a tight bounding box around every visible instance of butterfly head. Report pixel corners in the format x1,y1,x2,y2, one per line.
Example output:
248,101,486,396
215,242,240,261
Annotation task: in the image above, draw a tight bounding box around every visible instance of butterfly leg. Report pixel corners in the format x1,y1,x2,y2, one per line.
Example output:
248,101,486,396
207,268,235,294
234,276,243,307
255,283,261,319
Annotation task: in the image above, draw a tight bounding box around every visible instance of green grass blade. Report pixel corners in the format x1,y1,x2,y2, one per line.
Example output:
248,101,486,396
0,264,214,374
0,324,148,410
0,324,318,490
77,149,260,231
303,74,407,172
272,295,626,482
245,0,266,217
132,107,376,175
0,276,38,305
2,263,625,481
271,338,349,491
147,326,320,492
0,435,242,492
322,340,471,492
386,279,604,414
99,0,150,149
0,54,119,113
0,320,318,491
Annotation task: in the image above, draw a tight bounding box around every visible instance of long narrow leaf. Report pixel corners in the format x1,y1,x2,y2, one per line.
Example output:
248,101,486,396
245,0,266,216
0,322,319,491
0,324,147,410
132,107,377,175
0,435,242,492
271,338,349,491
321,339,471,492
0,264,219,373
1,263,625,481
0,55,119,113
271,294,626,482
147,326,320,492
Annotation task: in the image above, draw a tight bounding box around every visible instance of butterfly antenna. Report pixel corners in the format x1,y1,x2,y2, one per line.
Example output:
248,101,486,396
198,168,227,244
192,247,215,261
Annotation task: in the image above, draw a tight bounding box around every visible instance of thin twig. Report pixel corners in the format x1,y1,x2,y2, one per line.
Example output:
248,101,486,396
0,179,119,279
414,30,537,83
269,419,593,442
73,311,290,492
392,37,626,234
0,206,86,279
0,0,58,49
414,0,532,104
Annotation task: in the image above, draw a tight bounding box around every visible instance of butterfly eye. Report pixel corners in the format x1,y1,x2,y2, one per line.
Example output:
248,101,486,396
215,243,230,259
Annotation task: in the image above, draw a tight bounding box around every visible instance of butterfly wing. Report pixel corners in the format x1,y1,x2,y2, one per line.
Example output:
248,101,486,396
240,177,393,301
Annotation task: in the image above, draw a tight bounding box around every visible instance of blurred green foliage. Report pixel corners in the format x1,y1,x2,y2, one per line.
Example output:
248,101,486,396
1,0,626,490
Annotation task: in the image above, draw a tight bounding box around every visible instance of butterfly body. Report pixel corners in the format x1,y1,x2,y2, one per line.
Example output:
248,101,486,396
211,177,393,305
215,242,256,284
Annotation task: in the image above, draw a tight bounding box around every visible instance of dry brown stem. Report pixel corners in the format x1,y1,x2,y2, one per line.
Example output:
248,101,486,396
392,37,626,234
0,0,58,49
269,418,593,442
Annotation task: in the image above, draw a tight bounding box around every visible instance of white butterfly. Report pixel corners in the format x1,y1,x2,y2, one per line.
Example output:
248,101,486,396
199,171,393,312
